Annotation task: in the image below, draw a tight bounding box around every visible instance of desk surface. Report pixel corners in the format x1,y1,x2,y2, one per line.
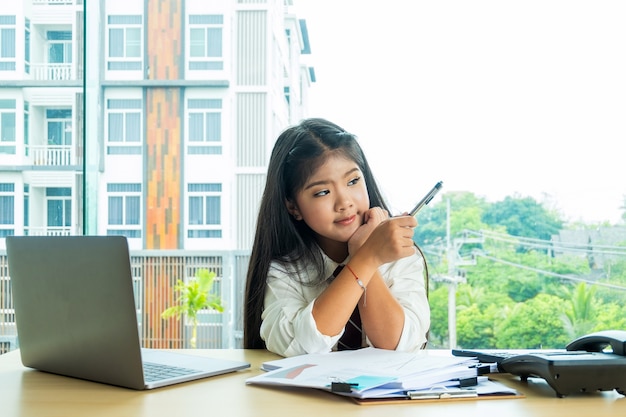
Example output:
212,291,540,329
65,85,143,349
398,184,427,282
1,349,624,417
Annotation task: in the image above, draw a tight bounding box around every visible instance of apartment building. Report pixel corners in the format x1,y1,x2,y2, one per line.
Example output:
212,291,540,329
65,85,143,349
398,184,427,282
0,0,314,352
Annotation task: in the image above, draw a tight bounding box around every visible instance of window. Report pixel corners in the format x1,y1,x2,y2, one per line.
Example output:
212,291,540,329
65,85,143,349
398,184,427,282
107,99,142,154
46,188,71,235
24,18,29,74
188,98,222,155
23,184,28,230
188,15,223,71
107,183,141,238
107,15,142,71
188,183,221,238
48,31,72,64
0,99,16,155
46,109,72,146
23,102,29,153
0,183,14,238
0,15,16,71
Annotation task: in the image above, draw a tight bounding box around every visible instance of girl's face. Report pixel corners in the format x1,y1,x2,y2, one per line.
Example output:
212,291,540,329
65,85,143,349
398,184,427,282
286,153,370,260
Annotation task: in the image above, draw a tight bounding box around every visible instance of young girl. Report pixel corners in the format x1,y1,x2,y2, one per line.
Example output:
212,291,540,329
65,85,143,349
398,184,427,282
244,118,430,357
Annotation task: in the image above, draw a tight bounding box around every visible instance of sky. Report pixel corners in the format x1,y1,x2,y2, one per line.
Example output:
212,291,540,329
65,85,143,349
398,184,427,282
294,0,626,225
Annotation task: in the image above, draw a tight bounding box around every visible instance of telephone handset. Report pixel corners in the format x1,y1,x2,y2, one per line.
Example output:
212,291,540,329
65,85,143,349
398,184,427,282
566,329,626,356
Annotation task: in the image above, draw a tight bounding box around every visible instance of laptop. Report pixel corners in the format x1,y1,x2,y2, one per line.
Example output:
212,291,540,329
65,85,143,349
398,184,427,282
6,235,250,390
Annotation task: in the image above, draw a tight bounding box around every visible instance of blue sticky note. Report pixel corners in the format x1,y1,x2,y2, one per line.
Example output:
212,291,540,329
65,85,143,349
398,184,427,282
347,375,396,390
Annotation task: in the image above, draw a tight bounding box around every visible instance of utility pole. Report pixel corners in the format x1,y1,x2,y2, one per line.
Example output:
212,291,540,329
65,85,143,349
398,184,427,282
430,199,482,348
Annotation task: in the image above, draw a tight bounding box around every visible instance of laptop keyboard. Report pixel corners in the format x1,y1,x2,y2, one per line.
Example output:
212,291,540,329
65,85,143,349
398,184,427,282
143,361,200,382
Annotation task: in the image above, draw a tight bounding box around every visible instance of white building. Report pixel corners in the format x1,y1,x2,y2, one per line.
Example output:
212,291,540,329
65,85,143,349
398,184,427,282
0,0,313,250
0,0,314,350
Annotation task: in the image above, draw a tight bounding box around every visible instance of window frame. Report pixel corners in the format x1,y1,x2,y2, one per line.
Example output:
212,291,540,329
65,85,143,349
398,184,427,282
106,15,143,71
106,98,143,155
0,182,15,237
186,98,222,155
0,99,16,155
187,183,222,239
187,14,224,71
0,15,16,72
106,183,142,238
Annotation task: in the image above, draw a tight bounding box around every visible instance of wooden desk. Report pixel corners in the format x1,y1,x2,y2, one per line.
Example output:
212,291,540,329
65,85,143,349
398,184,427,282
1,349,624,417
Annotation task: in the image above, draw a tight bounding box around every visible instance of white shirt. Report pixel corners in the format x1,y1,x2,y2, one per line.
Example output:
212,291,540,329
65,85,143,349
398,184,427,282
260,251,431,357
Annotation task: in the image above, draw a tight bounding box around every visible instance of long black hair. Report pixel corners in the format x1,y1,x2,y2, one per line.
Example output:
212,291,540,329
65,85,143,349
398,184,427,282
243,118,390,349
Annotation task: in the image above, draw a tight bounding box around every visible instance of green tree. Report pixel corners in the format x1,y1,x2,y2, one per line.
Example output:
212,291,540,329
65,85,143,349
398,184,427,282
595,303,626,332
482,195,563,242
561,282,597,340
495,293,569,349
456,304,500,348
415,191,489,246
161,269,224,348
426,285,449,348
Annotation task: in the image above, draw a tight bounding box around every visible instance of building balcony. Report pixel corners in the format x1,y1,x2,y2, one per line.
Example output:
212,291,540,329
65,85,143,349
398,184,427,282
26,145,75,166
23,226,73,236
30,63,75,82
33,0,76,6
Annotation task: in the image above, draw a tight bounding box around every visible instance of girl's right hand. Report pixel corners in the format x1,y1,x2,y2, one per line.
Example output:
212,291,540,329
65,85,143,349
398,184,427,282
350,214,418,266
348,207,388,253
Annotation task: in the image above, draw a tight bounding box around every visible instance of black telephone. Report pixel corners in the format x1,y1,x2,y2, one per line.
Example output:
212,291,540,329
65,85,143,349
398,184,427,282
499,330,626,397
453,330,626,397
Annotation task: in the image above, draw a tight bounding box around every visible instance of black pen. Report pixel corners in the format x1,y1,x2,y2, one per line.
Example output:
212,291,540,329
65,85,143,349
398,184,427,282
409,181,443,216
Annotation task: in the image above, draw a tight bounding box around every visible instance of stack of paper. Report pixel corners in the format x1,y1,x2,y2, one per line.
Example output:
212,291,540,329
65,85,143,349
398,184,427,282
246,348,516,400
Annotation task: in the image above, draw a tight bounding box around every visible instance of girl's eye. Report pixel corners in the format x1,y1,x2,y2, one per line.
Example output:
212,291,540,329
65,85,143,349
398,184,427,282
348,176,361,186
313,189,330,197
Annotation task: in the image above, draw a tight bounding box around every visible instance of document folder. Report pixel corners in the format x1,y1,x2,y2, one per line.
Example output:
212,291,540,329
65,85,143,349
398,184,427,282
246,348,521,404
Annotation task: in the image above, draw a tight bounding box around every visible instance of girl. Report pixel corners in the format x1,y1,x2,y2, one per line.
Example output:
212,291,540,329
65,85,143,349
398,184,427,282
244,118,430,357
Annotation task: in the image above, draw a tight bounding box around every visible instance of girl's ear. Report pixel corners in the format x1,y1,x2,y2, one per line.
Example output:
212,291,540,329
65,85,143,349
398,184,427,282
285,199,303,221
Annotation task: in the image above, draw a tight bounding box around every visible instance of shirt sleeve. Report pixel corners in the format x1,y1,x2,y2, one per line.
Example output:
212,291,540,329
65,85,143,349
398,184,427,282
382,252,431,352
260,253,431,357
260,264,342,357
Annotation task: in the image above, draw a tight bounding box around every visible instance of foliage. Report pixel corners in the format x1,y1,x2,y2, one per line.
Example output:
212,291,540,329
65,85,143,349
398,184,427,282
481,195,564,241
494,294,570,349
594,303,626,332
560,282,597,340
456,304,496,349
422,191,626,349
161,269,224,348
426,286,449,348
414,191,489,246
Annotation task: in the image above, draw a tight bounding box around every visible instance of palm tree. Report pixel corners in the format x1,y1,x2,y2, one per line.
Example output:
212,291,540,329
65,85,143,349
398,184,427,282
161,269,224,348
561,282,596,340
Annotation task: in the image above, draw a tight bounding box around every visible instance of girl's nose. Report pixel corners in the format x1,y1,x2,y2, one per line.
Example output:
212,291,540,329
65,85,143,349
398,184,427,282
335,190,353,211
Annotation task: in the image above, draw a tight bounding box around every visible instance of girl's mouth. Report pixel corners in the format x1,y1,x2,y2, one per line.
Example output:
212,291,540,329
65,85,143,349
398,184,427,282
336,215,356,226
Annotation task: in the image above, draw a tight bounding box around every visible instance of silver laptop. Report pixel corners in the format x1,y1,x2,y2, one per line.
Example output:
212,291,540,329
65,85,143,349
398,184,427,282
6,235,250,390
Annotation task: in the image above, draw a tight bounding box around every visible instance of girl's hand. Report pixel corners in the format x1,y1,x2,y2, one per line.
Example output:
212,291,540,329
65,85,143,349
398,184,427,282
350,214,417,266
348,207,388,254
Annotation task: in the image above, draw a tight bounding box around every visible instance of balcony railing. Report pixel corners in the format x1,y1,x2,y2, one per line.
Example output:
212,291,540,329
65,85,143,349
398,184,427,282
27,145,74,166
32,0,76,6
30,63,74,81
24,227,73,236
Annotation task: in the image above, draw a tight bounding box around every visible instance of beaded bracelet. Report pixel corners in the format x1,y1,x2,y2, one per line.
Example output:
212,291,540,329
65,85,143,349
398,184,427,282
346,264,366,306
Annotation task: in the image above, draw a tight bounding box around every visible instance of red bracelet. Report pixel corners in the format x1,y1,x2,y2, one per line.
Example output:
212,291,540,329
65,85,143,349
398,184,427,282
346,264,367,306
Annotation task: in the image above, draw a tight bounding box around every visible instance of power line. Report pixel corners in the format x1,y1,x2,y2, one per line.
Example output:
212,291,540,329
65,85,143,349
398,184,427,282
464,229,626,257
475,253,626,291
